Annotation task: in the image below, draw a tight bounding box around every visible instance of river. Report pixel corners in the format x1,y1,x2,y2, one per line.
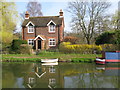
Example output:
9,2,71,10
2,62,120,88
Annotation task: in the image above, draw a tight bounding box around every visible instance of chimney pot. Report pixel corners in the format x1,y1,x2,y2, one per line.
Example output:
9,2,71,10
59,9,63,18
25,11,29,19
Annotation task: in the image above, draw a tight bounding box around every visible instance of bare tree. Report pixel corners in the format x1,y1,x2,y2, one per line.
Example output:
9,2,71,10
27,0,43,17
67,0,111,44
20,0,43,20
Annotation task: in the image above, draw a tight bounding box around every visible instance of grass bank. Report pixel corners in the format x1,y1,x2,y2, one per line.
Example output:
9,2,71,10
2,51,101,62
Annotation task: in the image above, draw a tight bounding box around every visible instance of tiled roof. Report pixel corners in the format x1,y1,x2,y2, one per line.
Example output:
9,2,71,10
22,16,63,27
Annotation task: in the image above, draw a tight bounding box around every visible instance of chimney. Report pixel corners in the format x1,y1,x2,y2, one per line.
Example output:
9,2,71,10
25,11,29,19
59,9,63,18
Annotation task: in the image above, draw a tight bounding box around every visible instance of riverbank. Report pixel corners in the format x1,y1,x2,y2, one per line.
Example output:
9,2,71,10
2,51,101,62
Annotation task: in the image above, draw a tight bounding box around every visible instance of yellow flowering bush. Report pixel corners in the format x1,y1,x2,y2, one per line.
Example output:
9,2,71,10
59,42,102,54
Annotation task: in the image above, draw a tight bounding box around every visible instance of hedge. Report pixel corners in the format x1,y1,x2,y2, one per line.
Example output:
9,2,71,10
59,42,118,54
10,39,27,54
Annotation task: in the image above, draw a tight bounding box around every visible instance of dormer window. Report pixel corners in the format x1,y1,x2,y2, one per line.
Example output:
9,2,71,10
28,25,34,33
26,21,35,33
47,20,56,33
49,25,55,32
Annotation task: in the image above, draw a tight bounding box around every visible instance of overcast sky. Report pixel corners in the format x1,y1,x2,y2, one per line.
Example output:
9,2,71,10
6,0,120,32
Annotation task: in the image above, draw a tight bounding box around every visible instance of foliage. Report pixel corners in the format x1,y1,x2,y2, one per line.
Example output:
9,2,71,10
114,30,120,45
10,39,27,53
20,44,32,54
0,1,18,51
59,42,119,53
2,57,40,62
59,42,102,54
71,58,93,63
100,44,118,51
13,32,22,39
95,30,120,50
95,31,115,45
64,36,79,44
1,31,13,45
111,11,120,29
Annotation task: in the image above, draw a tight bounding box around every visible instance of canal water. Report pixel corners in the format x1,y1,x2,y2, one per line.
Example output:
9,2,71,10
2,62,120,88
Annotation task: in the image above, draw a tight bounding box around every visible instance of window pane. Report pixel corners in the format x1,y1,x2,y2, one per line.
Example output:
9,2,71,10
49,39,55,46
29,26,34,33
50,25,55,32
28,39,34,46
50,42,52,45
53,42,55,45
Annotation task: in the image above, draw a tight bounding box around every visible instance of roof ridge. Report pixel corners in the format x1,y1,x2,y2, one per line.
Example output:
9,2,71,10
30,16,59,18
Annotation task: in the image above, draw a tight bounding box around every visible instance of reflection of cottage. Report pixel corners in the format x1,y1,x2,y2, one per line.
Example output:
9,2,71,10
23,63,42,88
22,10,64,50
23,63,61,88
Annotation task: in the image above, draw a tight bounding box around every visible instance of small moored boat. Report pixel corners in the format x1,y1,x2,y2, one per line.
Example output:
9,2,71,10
41,58,58,63
95,58,105,64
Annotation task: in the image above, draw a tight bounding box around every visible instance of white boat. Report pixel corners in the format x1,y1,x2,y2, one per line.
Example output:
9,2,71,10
41,58,58,63
42,62,58,66
96,58,105,62
95,58,105,64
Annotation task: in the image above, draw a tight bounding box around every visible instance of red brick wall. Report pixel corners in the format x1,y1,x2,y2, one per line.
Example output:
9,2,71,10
36,27,59,49
59,20,64,42
22,18,64,50
22,26,61,49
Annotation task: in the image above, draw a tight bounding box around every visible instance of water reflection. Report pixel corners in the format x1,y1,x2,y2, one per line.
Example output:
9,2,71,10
2,62,120,88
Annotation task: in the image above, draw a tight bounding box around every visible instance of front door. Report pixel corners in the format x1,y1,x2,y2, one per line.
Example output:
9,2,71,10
38,40,41,49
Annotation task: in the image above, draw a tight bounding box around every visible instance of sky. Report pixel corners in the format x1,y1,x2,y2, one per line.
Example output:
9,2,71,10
6,0,120,32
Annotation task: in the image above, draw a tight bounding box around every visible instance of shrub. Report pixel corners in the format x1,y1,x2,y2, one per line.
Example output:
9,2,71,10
114,30,120,45
95,31,115,45
100,44,118,51
10,39,27,54
95,30,120,50
64,36,78,44
59,42,102,54
20,44,32,54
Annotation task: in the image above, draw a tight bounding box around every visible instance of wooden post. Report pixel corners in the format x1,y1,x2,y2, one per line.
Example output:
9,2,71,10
36,40,38,50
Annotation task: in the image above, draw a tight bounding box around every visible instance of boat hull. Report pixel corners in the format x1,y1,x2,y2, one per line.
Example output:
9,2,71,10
105,52,120,63
95,58,105,64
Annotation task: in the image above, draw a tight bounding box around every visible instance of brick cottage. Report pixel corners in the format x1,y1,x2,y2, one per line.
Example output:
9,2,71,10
22,10,64,50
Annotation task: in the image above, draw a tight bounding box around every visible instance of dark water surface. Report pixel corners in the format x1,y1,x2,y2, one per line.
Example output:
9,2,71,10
2,62,120,88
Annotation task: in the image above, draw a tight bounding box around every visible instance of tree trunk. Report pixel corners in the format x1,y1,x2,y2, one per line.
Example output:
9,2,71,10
86,38,90,44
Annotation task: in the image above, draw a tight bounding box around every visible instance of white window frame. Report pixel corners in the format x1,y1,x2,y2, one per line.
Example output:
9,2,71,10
28,26,34,33
47,20,56,33
28,39,34,46
49,78,56,84
26,21,35,33
49,38,56,46
48,25,55,33
29,77,35,84
49,66,55,73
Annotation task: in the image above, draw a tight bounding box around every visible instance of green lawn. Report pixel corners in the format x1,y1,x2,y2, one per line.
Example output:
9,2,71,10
2,51,101,62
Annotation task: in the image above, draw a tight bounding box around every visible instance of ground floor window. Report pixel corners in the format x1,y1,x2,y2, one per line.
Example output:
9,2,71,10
49,66,55,73
28,39,34,46
29,77,35,84
49,78,56,84
49,38,56,46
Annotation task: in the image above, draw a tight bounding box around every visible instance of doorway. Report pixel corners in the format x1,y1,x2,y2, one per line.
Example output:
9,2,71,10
38,40,41,49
